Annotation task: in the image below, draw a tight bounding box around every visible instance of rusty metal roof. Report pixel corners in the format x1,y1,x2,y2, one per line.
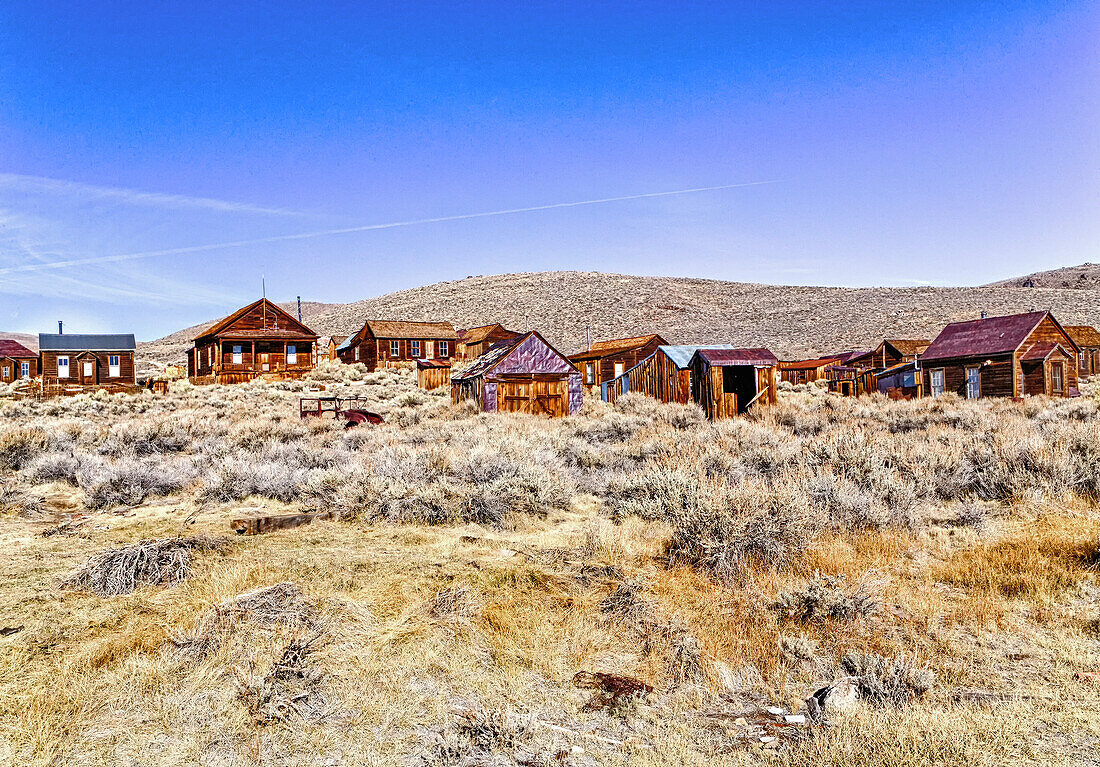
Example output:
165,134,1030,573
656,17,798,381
452,334,528,380
570,334,666,361
1065,325,1100,348
0,339,35,358
416,358,451,369
921,311,1050,362
693,348,779,366
780,356,843,370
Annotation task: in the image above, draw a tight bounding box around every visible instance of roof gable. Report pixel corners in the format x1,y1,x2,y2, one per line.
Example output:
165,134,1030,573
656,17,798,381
454,331,575,380
194,298,316,341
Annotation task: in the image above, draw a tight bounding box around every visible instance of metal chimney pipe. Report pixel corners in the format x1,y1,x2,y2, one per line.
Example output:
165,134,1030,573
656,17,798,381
58,320,63,334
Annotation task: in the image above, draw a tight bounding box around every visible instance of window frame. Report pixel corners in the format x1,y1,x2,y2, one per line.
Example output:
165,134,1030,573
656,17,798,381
20,361,29,378
965,366,980,399
287,345,297,365
108,355,121,378
57,356,70,378
930,368,945,398
1051,361,1064,394
390,340,401,357
410,340,421,358
232,345,243,365
439,341,449,357
586,362,594,384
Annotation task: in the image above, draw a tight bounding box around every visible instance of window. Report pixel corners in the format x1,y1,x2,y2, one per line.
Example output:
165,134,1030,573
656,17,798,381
965,367,980,399
1052,362,1064,394
614,362,624,378
354,346,360,361
410,340,421,357
1,366,8,379
586,363,594,384
57,356,69,378
20,362,29,378
109,355,120,378
232,345,243,365
287,345,297,365
390,340,400,357
930,369,945,398
208,346,213,365
439,341,449,357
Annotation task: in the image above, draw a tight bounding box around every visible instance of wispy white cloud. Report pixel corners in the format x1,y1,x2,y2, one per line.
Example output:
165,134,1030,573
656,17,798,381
0,181,779,276
0,172,316,218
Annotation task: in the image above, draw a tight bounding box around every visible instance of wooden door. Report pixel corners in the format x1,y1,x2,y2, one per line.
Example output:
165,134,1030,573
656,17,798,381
497,379,566,417
260,353,270,372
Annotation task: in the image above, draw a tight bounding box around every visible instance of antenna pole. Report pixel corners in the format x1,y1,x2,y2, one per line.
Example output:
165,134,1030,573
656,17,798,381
587,324,591,350
297,296,302,323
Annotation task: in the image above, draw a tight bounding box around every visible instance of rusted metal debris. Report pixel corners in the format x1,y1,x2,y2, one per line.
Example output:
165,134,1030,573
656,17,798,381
572,671,652,711
230,510,336,535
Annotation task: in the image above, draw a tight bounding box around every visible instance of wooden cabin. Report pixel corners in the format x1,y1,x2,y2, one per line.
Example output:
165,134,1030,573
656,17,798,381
1064,326,1100,378
920,311,1079,399
847,339,930,370
188,299,317,384
39,333,137,390
456,324,522,360
569,334,668,389
417,359,451,390
779,356,843,384
337,320,456,370
326,335,347,362
689,348,779,419
452,331,581,417
602,344,742,405
0,340,38,383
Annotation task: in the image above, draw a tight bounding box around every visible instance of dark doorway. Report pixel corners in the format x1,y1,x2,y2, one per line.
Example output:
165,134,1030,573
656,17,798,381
722,365,757,413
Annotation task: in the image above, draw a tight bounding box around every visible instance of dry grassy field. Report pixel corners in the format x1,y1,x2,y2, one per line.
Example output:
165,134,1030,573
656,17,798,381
2,363,1099,765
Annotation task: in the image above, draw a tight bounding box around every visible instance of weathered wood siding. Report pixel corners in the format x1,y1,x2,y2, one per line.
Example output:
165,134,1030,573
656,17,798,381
41,351,136,385
417,365,451,390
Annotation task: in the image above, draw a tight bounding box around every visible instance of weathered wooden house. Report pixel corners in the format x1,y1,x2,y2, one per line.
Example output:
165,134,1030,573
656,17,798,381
602,344,741,405
0,340,38,383
188,298,317,384
847,339,930,370
569,334,668,389
456,324,522,359
1064,326,1100,378
779,356,843,384
417,359,451,390
688,348,779,419
39,333,137,389
920,311,1079,399
336,320,456,370
451,331,581,417
326,335,347,362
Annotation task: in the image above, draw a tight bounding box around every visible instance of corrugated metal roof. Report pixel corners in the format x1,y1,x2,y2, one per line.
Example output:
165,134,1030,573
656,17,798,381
922,311,1049,361
416,359,451,368
1065,325,1100,348
0,339,35,358
452,334,528,380
694,348,779,366
570,334,665,361
658,345,741,369
39,333,136,351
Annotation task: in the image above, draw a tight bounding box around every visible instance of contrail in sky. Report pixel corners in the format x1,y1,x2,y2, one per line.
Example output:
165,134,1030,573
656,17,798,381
0,180,778,276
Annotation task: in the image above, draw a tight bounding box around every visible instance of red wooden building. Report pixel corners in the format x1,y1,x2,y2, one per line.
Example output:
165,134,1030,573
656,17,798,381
569,334,668,389
188,298,317,384
0,340,38,383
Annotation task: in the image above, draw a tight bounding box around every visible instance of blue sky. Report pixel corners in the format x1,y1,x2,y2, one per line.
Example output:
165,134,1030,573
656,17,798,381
1,1,1097,339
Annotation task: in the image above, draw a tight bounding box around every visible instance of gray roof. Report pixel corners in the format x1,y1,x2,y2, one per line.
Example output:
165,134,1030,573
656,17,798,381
38,333,136,351
658,345,742,370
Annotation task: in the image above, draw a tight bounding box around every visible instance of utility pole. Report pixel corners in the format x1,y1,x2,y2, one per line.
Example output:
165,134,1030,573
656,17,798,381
297,296,302,323
586,324,591,350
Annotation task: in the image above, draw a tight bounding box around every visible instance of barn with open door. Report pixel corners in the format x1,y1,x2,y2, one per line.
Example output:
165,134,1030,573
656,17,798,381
451,331,582,417
688,347,779,419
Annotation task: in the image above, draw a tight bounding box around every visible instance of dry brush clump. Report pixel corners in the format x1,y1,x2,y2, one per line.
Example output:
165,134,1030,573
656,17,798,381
61,535,229,596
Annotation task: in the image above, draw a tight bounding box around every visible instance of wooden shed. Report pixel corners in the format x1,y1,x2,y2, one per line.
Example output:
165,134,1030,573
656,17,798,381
337,320,456,370
920,311,1079,399
0,339,38,383
456,324,522,359
569,334,668,389
873,361,923,399
689,348,779,419
188,298,318,384
417,359,451,390
602,344,743,405
847,339,930,370
779,356,843,384
39,333,137,391
1064,326,1100,378
452,331,581,417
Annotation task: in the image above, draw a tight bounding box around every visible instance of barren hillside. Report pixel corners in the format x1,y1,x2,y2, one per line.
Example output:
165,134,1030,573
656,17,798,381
138,271,1100,372
986,262,1100,289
